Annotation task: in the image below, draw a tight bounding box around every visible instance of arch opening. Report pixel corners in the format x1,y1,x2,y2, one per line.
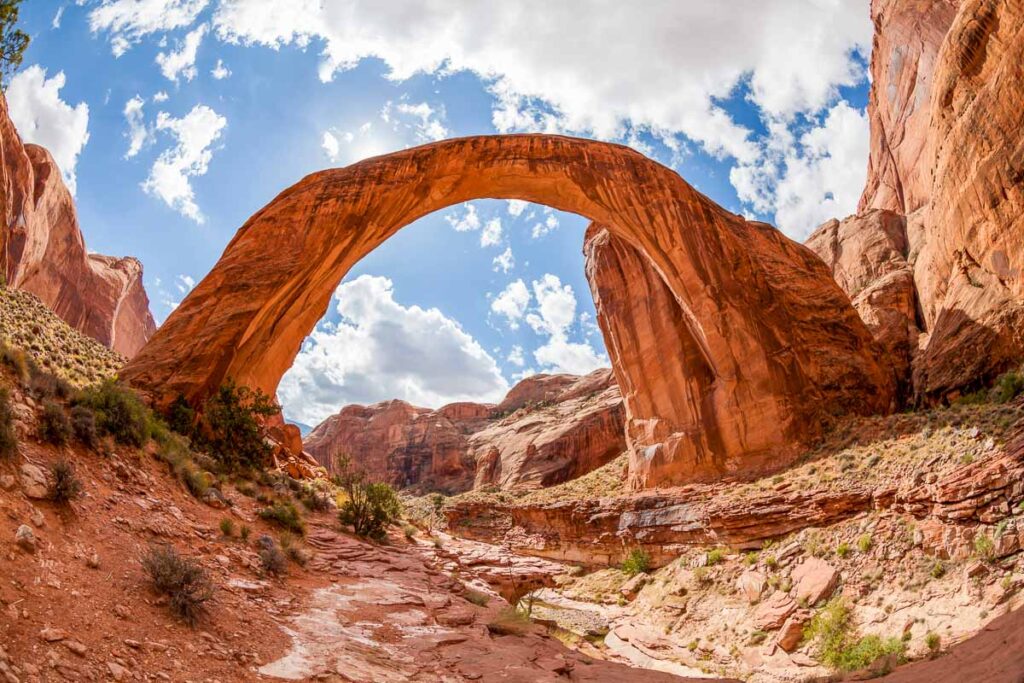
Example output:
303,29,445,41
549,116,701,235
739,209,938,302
122,134,896,488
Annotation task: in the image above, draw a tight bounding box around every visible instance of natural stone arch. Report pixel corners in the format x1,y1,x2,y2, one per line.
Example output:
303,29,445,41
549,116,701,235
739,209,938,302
122,134,894,487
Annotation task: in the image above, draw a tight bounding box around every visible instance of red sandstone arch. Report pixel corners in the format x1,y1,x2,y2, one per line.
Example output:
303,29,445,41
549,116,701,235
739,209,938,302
121,134,894,487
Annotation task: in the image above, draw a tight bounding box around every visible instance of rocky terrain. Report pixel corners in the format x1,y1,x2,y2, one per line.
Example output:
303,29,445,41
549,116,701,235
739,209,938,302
305,370,625,493
2,0,1023,680
0,96,156,358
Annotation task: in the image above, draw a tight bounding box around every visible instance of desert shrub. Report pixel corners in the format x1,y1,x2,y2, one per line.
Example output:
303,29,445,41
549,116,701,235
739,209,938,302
994,370,1024,403
298,482,333,512
165,394,196,436
925,632,940,653
240,525,251,542
279,533,309,565
182,465,212,499
930,560,945,579
236,481,257,498
0,343,30,383
198,381,277,470
836,542,851,558
141,545,214,626
706,547,726,566
748,630,768,645
857,533,873,553
804,598,905,673
256,534,287,576
621,548,651,576
0,387,16,458
75,380,152,446
334,455,401,539
259,500,306,535
401,522,417,540
48,458,82,503
70,404,98,446
464,588,490,606
38,400,71,445
28,369,71,402
974,532,996,562
219,518,235,537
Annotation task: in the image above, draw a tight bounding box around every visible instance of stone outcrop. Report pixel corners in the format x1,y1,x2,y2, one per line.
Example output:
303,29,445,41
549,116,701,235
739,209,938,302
304,370,626,492
0,95,156,357
812,0,1024,404
126,133,895,489
446,422,1024,568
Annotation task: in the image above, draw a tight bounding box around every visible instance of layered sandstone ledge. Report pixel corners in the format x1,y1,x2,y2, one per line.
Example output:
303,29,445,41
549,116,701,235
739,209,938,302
445,402,1023,567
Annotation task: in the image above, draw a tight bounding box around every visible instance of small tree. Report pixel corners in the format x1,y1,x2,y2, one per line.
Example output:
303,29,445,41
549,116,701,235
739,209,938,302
198,380,277,470
0,0,28,88
334,454,401,539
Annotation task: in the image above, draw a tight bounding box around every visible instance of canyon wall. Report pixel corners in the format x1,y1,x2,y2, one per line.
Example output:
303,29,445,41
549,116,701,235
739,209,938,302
0,95,156,357
304,370,625,493
811,0,1024,404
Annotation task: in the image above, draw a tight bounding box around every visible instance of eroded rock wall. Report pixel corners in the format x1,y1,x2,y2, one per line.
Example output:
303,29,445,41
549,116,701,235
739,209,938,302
0,95,156,357
304,370,626,493
825,0,1024,404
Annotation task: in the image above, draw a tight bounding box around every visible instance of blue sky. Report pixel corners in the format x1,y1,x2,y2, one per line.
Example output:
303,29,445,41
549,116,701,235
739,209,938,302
11,1,873,425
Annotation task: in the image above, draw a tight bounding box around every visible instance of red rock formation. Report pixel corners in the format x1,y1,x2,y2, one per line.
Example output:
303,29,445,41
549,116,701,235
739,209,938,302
303,370,625,492
835,0,1024,403
124,134,893,489
0,95,156,357
446,427,1024,568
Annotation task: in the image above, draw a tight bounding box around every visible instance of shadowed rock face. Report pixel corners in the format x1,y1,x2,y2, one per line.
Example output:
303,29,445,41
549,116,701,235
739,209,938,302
303,370,625,493
0,96,156,357
122,134,893,488
837,0,1024,403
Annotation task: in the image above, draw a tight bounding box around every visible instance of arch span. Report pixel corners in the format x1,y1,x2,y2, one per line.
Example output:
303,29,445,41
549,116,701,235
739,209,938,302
122,134,895,487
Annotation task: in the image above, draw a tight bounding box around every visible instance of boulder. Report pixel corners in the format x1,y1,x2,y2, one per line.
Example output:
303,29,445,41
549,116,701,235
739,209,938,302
776,610,812,652
19,463,49,499
791,557,840,606
15,524,36,553
736,571,768,604
753,591,797,631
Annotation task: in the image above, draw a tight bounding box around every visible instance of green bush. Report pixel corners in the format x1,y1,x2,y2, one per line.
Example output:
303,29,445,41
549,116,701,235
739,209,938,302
974,532,996,562
706,547,727,566
621,548,651,576
857,533,873,553
259,501,306,535
141,545,214,626
804,599,905,673
75,380,152,446
166,394,196,436
38,400,71,445
836,542,851,558
219,518,235,537
198,381,277,470
0,387,16,459
993,370,1024,403
334,454,401,539
70,405,98,446
925,631,940,653
48,458,82,504
930,560,946,579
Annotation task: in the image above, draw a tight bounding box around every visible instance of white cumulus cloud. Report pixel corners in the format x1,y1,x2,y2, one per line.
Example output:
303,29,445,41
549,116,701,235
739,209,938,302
156,23,207,82
492,246,514,273
731,101,869,239
491,279,530,329
445,203,480,233
6,66,90,195
142,104,227,223
123,95,148,158
526,274,607,375
278,274,509,424
211,58,232,79
90,0,209,56
480,217,502,248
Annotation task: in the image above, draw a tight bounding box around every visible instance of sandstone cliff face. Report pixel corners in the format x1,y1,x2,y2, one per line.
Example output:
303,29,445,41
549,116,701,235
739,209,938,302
827,0,1024,403
0,95,156,358
304,370,625,493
